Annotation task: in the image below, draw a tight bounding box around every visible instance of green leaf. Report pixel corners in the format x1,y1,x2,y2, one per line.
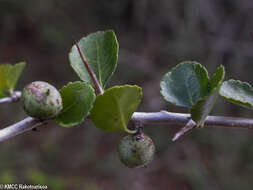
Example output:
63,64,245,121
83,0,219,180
0,62,26,97
160,61,209,108
90,85,142,133
69,30,119,89
191,65,225,127
55,81,96,127
219,79,253,109
160,62,225,127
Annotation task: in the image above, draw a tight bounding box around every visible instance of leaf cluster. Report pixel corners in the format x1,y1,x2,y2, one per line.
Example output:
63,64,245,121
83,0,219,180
1,30,253,133
160,61,253,128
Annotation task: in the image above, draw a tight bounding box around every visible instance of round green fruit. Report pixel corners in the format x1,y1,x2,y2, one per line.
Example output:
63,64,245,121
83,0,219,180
118,134,155,168
21,81,63,119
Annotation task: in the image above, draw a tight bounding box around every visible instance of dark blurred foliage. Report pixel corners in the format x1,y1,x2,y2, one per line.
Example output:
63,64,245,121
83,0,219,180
1,0,253,189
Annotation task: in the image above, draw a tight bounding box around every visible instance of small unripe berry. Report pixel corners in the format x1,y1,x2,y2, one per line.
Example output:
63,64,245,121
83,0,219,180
21,81,62,119
118,134,155,168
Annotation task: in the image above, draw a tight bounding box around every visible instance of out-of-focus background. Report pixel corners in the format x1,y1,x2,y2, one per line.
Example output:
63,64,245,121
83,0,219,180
1,0,253,189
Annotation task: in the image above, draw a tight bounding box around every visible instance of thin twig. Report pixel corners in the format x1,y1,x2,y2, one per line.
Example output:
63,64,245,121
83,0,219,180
1,111,253,142
75,42,104,94
0,117,42,142
131,111,253,130
0,91,21,104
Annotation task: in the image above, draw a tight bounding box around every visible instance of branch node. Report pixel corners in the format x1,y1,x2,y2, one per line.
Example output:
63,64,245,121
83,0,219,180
11,91,22,102
0,91,22,104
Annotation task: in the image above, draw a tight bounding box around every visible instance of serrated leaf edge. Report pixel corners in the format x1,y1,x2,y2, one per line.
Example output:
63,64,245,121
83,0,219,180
0,62,26,96
55,81,96,127
69,30,119,89
160,61,209,108
193,64,225,106
91,84,142,134
190,65,225,127
219,79,253,109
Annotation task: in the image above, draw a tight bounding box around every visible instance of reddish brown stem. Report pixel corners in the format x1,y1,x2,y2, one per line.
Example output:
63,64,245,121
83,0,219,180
75,42,104,94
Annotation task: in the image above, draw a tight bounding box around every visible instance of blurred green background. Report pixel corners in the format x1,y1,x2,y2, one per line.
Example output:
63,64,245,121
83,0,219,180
1,0,253,189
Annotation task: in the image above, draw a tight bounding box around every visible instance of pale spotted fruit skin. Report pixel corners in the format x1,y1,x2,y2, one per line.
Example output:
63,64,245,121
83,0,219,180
21,81,62,119
118,134,155,168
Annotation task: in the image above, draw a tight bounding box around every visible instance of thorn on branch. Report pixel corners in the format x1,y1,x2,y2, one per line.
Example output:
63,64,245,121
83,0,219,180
2,111,253,143
172,119,196,142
